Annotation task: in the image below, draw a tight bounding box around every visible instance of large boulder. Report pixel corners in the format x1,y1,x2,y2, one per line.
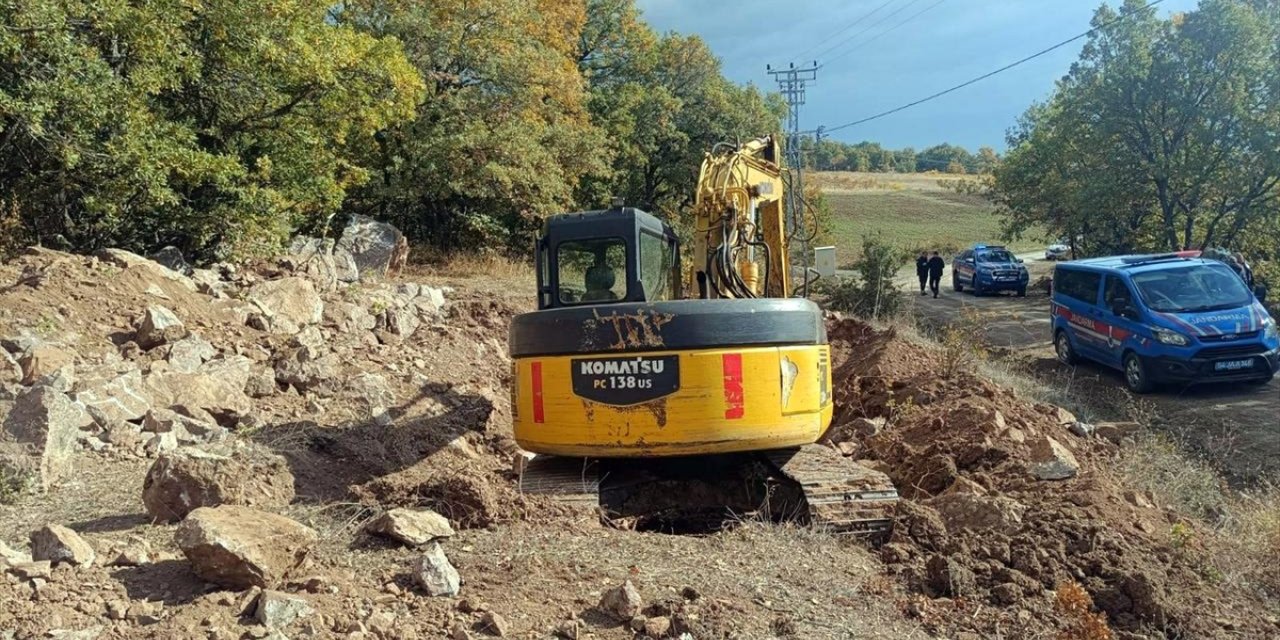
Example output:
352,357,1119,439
273,348,340,396
30,524,95,566
285,237,359,288
247,277,324,334
175,506,317,589
144,358,253,420
136,305,188,349
336,215,408,280
149,246,192,275
346,373,395,425
71,368,151,424
2,385,86,489
143,445,295,522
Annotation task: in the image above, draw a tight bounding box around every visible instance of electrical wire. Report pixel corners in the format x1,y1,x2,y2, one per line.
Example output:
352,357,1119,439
792,0,899,63
821,0,949,67
811,0,923,63
821,0,1166,134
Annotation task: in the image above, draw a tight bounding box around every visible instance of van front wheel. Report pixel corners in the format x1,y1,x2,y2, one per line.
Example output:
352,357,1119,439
1123,353,1154,394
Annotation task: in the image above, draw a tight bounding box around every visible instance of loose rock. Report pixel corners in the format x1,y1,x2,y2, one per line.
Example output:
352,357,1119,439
247,277,324,333
143,445,296,523
599,580,644,621
168,336,217,373
479,611,508,637
137,305,188,349
176,506,317,589
367,508,455,546
412,542,460,597
337,215,409,280
30,524,96,566
254,590,314,629
1028,435,1080,480
3,385,87,489
18,345,75,386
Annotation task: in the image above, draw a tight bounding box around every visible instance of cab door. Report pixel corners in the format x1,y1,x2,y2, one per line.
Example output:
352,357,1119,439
954,250,975,282
1099,275,1143,367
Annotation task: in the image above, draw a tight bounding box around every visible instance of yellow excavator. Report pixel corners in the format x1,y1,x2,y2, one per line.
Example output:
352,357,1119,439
508,135,898,534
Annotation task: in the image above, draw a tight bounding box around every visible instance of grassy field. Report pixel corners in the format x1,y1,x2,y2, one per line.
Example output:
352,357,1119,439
812,171,1043,267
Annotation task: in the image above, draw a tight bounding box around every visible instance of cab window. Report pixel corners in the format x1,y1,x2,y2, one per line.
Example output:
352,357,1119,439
558,239,626,304
1104,276,1135,312
1056,269,1101,304
639,232,676,301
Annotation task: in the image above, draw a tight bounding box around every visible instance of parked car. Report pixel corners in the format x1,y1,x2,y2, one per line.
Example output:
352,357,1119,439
1045,242,1071,261
953,244,1030,296
1051,254,1279,393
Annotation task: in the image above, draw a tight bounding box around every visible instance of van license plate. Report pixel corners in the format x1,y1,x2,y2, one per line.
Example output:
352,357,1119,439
1214,359,1254,372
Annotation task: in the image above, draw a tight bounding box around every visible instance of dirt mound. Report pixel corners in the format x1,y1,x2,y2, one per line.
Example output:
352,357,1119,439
826,314,1274,639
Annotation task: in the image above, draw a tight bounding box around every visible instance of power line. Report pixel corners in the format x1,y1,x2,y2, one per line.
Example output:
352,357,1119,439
822,0,949,67
811,0,923,64
792,0,899,63
823,0,1166,134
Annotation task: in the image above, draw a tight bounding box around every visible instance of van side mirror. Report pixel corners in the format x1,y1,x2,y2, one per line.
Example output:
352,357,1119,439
1255,285,1269,303
1111,301,1139,320
964,257,974,264
1016,258,1025,264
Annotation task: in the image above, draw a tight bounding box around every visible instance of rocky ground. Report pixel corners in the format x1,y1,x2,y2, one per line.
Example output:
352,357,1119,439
0,226,1276,639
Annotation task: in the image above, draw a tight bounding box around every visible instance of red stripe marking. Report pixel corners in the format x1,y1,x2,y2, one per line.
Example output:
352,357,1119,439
531,362,545,424
722,354,744,420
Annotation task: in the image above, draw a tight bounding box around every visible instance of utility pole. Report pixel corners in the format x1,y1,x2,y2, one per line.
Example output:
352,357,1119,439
767,61,819,292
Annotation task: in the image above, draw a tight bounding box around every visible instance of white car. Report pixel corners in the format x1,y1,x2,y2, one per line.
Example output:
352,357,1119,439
1045,243,1070,261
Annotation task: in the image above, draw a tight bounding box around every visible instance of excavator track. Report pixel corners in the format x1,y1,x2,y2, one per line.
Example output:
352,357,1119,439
517,446,898,537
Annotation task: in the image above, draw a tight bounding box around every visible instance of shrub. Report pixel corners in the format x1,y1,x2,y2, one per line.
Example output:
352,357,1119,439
821,235,906,320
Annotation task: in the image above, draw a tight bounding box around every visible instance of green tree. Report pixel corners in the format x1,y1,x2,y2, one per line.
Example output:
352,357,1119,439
0,0,421,260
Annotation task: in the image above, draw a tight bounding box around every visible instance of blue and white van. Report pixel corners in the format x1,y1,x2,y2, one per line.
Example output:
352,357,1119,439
1051,254,1279,393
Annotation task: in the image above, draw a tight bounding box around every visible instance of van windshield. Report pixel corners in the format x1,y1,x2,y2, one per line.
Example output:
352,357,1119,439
1131,263,1253,313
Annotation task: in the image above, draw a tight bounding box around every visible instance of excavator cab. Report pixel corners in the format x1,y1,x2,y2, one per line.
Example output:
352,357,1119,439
534,207,681,309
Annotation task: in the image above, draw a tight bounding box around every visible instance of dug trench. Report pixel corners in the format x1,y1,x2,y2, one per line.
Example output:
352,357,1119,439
0,239,1275,639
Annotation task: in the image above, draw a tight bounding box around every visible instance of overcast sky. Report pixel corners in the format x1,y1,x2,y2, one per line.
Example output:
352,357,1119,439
635,0,1199,151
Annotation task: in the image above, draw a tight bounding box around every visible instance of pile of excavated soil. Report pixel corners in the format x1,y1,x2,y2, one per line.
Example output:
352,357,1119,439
825,314,1277,639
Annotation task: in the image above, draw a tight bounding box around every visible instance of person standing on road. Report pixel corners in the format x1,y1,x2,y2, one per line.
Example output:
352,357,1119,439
927,251,945,298
915,252,929,295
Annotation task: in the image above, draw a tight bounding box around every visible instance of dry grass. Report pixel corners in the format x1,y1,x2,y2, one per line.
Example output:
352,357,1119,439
409,250,533,280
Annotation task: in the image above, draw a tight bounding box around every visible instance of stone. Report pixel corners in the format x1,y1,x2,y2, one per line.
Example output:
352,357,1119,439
254,590,314,629
366,508,454,546
0,540,32,566
97,248,197,291
150,246,192,275
347,373,396,426
1,349,20,386
599,580,644,621
30,525,95,566
142,408,213,442
925,554,977,597
376,307,419,340
272,348,340,395
554,620,580,639
1054,407,1077,426
1093,421,1142,445
144,431,178,456
168,336,217,374
143,445,296,523
1029,435,1080,480
322,302,376,333
479,612,508,637
144,368,251,420
412,542,460,597
2,385,86,489
190,269,230,298
245,369,279,399
7,560,52,580
71,369,151,423
176,506,317,589
247,277,324,333
19,345,75,386
109,542,151,567
451,621,473,640
928,493,1026,534
137,305,188,349
1068,421,1095,438
643,616,672,638
337,215,409,280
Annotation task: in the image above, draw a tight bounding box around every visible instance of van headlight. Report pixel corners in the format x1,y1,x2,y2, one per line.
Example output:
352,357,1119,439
1265,319,1278,342
1153,328,1190,346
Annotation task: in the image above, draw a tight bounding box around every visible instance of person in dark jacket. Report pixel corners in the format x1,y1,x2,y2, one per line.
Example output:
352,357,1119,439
915,252,929,295
927,251,946,298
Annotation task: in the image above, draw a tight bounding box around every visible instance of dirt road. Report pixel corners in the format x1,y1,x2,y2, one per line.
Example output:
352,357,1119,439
904,255,1280,484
